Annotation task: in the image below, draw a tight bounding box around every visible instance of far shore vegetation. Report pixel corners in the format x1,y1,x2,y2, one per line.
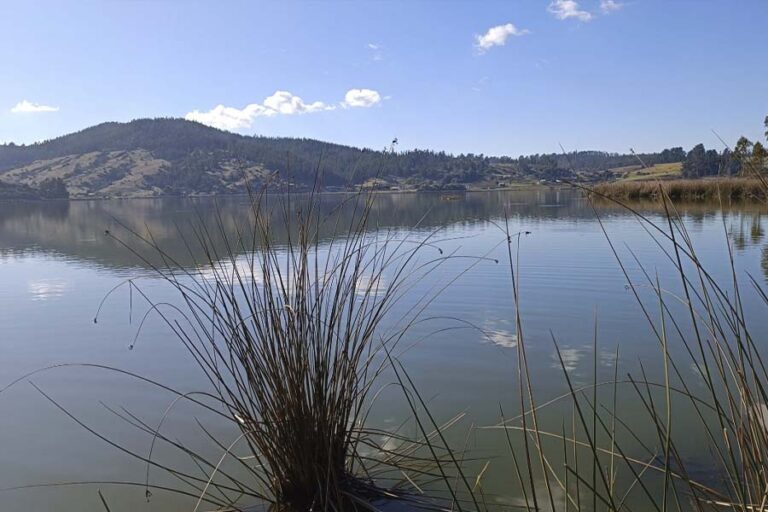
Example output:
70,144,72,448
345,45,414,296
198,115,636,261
0,176,69,200
0,115,765,200
590,177,767,202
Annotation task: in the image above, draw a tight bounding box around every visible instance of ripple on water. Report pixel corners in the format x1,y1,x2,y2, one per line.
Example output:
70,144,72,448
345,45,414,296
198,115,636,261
27,278,68,301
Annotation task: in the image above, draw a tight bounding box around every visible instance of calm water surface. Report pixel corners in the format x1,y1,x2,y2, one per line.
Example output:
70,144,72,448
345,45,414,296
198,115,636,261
0,189,766,510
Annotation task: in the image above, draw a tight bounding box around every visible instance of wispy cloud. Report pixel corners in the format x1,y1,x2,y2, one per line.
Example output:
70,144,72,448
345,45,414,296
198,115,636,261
342,88,381,108
547,0,593,21
475,23,529,53
367,42,384,61
186,89,381,131
10,100,59,113
471,76,490,92
600,0,623,13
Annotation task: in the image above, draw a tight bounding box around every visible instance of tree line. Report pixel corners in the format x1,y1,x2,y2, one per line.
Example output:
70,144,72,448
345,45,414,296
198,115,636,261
682,116,767,178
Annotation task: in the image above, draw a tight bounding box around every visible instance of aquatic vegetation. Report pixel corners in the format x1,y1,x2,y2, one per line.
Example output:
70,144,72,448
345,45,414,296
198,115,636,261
591,177,767,202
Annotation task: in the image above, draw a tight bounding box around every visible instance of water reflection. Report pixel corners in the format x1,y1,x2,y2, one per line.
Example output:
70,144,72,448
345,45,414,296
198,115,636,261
27,278,68,301
551,347,585,373
1,190,766,274
730,213,765,250
484,328,518,349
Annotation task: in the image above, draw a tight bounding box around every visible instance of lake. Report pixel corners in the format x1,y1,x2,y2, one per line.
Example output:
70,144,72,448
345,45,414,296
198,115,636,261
0,189,766,511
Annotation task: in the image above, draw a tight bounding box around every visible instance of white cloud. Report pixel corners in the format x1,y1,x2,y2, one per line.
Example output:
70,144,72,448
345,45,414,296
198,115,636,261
185,90,333,131
475,23,529,53
342,88,381,108
367,43,381,50
10,100,59,113
186,88,382,131
262,90,330,115
185,104,266,131
600,0,623,13
548,0,593,21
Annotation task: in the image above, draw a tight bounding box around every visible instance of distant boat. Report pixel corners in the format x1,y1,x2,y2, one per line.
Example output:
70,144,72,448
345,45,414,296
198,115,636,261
440,194,461,201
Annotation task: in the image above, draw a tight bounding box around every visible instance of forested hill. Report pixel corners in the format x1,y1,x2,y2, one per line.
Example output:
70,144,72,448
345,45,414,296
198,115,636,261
0,118,688,198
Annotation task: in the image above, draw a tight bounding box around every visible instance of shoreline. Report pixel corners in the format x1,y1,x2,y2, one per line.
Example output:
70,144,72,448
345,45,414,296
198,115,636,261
3,178,768,204
0,183,567,203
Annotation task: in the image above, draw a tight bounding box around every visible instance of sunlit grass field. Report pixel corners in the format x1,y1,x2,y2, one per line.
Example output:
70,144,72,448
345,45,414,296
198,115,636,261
612,162,683,182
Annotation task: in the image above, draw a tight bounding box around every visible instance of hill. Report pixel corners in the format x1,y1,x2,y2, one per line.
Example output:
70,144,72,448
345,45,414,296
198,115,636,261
0,118,688,198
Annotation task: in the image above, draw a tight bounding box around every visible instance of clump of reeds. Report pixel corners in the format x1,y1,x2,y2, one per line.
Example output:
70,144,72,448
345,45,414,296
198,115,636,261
591,177,767,202
88,187,476,511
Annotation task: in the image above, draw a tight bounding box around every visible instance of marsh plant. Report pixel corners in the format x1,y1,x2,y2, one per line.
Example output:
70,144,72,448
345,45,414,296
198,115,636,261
88,187,481,512
591,177,767,202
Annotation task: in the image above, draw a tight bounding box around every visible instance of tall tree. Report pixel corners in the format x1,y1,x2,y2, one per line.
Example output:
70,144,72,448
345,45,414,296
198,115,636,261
682,143,707,178
721,148,740,175
734,136,753,176
764,114,768,141
752,141,766,174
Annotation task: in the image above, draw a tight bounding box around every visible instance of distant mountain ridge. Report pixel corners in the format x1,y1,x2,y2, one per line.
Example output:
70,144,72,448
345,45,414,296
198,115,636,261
0,118,686,198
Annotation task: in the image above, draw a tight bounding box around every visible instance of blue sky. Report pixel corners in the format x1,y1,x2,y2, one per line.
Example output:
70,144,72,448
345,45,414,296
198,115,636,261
1,0,766,156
